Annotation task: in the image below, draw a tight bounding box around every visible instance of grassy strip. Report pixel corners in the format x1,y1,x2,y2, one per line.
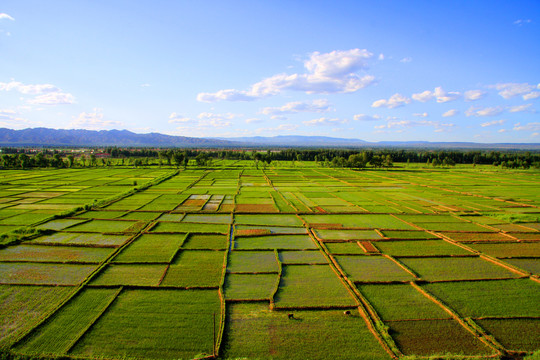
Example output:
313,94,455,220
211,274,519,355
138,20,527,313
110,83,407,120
214,223,233,358
269,249,283,310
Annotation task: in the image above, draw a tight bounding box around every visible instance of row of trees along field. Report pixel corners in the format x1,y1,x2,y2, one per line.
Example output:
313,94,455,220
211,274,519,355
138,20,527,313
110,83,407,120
0,147,539,169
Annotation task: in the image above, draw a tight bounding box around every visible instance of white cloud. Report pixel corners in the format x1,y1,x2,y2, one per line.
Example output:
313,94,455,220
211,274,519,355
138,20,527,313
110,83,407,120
490,83,537,99
197,112,238,120
411,87,460,103
400,57,412,63
412,90,434,102
0,13,15,21
245,118,263,124
270,115,287,121
481,119,505,127
375,119,454,131
442,109,459,117
27,92,75,105
508,104,534,113
0,81,59,95
523,92,540,100
261,99,331,115
70,109,123,130
197,48,376,102
464,90,486,101
353,114,382,121
434,87,461,103
466,106,504,117
168,113,192,123
413,112,428,117
372,93,411,109
140,83,151,87
378,54,385,60
303,117,348,126
513,122,540,132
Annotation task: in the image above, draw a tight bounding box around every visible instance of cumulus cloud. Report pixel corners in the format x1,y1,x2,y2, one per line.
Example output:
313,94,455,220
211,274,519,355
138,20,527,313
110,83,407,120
372,93,411,109
466,106,504,117
411,87,460,103
464,90,486,101
353,114,382,121
490,83,537,99
413,112,428,117
245,118,263,124
513,122,540,132
303,117,348,126
514,19,532,26
261,99,331,115
168,113,192,123
400,57,412,63
442,109,459,117
481,119,505,127
70,109,123,130
0,80,75,105
0,13,15,21
508,104,534,113
169,112,234,128
197,48,376,102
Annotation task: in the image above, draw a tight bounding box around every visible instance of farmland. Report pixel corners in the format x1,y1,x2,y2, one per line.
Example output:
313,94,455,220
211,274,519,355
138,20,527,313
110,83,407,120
0,164,539,359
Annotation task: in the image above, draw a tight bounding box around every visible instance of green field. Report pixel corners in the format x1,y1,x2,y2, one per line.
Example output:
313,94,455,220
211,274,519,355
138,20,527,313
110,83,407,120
0,165,539,359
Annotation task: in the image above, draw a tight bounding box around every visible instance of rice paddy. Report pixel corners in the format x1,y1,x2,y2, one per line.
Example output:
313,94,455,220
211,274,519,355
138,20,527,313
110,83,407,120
0,164,539,359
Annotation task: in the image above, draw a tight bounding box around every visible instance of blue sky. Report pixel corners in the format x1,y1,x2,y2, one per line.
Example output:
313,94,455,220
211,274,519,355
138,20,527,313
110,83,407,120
1,1,539,142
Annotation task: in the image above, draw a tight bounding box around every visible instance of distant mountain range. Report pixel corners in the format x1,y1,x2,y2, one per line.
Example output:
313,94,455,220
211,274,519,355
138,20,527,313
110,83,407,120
0,127,539,150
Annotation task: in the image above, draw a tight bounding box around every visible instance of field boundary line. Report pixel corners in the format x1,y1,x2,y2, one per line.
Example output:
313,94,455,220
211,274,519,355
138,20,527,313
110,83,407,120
64,286,123,354
410,282,506,355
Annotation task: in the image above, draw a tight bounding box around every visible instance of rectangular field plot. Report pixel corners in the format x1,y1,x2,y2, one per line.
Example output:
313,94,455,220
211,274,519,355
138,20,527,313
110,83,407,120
113,234,185,263
399,257,521,281
387,319,494,356
34,218,88,231
468,242,540,258
476,318,540,352
235,214,304,227
182,214,231,224
71,289,220,360
359,284,450,321
302,214,415,230
313,229,382,240
325,242,366,255
234,235,317,250
182,233,228,250
274,265,356,308
0,263,97,285
336,256,415,282
14,288,120,355
160,250,225,287
151,222,229,234
76,211,127,219
415,222,496,232
0,285,74,346
222,303,390,360
67,220,140,233
375,240,473,256
31,232,131,247
0,245,114,263
380,230,440,239
423,279,540,318
227,251,279,273
279,250,328,264
90,264,167,286
504,258,540,275
224,273,277,300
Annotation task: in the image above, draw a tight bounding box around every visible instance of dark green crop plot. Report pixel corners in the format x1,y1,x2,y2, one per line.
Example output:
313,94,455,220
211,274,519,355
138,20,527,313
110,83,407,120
91,264,167,286
113,234,185,263
182,233,228,250
235,214,304,227
467,242,540,258
475,318,540,352
387,319,494,356
68,219,140,233
224,273,277,300
227,251,279,273
422,279,540,318
160,250,225,287
375,240,473,256
336,255,414,282
313,229,381,240
151,221,230,234
302,214,415,230
31,232,131,247
358,284,451,321
503,258,540,275
234,234,317,250
274,265,356,308
222,303,390,360
279,250,328,264
70,289,220,360
325,242,366,255
399,257,520,281
380,230,440,239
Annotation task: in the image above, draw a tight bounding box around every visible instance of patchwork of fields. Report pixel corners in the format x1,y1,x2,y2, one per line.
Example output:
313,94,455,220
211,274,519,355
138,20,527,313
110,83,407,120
0,164,539,359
